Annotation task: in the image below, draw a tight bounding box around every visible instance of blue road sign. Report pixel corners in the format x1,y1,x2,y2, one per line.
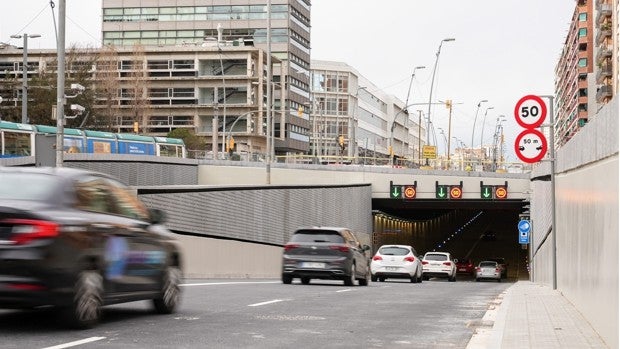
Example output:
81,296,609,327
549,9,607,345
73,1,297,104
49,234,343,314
518,220,530,234
518,220,530,244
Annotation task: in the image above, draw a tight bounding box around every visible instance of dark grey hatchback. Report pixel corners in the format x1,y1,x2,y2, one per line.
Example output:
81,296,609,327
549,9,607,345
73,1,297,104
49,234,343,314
0,167,182,329
281,227,371,286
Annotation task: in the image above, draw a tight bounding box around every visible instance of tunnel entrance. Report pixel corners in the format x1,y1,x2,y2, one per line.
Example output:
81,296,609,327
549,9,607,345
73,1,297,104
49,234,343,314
371,198,530,279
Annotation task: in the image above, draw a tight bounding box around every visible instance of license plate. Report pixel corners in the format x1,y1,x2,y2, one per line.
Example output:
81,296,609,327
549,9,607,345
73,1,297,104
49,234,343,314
301,262,325,269
459,268,466,271
386,266,398,271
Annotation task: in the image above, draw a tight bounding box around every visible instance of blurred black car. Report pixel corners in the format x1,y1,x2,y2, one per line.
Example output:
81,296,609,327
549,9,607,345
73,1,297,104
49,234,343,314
282,227,371,286
0,167,182,328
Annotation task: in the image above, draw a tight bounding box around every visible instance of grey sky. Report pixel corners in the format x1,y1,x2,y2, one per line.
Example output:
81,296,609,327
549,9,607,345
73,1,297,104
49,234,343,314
1,0,575,161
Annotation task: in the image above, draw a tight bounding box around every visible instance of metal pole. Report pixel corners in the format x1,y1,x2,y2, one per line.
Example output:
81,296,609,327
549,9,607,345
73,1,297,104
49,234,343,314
55,0,66,167
470,100,488,161
542,95,557,290
265,0,271,183
21,35,28,124
426,38,454,164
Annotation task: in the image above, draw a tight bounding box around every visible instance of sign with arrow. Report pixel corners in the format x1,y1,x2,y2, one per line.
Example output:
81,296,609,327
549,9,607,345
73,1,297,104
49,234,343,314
390,184,402,199
436,185,449,199
481,185,493,199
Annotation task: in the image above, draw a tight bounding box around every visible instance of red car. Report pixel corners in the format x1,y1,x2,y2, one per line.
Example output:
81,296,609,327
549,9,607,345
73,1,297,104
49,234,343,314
455,258,475,275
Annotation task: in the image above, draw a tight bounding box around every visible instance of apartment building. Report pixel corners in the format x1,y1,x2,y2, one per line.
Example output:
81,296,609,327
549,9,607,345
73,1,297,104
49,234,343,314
101,0,311,156
310,60,426,165
555,0,617,147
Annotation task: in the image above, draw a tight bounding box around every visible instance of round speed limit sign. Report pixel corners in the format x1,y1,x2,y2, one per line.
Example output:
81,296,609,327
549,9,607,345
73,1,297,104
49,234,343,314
514,95,547,129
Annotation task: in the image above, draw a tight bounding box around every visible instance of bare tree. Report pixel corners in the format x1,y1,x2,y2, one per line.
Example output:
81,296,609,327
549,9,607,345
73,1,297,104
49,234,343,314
128,44,149,133
93,44,120,131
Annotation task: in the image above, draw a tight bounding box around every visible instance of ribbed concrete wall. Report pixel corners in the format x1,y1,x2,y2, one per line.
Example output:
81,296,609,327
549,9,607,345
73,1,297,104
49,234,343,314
530,99,618,348
137,184,374,279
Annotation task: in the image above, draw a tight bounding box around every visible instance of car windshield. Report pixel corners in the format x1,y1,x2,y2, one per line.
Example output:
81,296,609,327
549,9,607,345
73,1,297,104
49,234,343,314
425,253,448,261
290,230,344,243
0,173,59,201
480,262,498,268
379,247,409,256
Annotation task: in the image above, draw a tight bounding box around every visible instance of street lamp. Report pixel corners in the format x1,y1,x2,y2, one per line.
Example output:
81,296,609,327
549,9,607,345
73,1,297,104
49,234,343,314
479,106,495,148
10,33,41,124
470,99,488,153
426,38,455,159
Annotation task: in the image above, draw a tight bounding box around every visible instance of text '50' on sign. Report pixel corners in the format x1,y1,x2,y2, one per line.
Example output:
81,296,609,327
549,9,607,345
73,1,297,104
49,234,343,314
514,95,547,129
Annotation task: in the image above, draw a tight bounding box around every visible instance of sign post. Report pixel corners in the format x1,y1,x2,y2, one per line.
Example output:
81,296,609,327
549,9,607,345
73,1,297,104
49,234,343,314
518,219,531,244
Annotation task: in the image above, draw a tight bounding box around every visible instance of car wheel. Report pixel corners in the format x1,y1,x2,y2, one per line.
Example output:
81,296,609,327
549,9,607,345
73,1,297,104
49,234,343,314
154,266,182,314
282,275,293,284
476,278,480,282
344,263,356,286
359,267,370,286
497,278,501,283
371,275,378,282
379,277,385,282
301,277,311,285
63,270,103,329
449,274,456,282
422,275,429,281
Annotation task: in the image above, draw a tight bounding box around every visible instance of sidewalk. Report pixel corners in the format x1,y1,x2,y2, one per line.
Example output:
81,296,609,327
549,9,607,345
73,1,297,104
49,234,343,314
467,281,609,349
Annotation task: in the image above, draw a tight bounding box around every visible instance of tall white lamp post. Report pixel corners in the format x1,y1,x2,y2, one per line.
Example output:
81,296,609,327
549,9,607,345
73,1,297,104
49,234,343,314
10,33,41,124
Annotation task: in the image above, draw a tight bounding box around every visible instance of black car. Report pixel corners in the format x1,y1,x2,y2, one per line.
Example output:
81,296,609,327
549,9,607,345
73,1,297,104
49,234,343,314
0,167,182,328
281,227,371,286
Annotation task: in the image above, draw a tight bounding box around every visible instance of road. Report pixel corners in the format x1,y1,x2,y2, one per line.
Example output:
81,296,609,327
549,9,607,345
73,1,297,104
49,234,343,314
0,277,512,349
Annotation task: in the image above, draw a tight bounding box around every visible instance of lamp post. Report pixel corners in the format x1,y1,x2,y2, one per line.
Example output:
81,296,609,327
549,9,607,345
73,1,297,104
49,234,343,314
352,86,367,162
10,33,41,124
469,99,488,160
438,127,448,169
425,38,455,163
491,116,506,171
479,106,495,150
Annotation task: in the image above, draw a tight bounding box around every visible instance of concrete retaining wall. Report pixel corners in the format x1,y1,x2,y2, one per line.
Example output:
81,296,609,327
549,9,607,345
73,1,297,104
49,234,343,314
530,99,618,348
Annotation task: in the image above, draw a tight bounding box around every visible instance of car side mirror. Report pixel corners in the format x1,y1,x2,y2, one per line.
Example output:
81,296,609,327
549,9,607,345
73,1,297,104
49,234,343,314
362,244,370,251
149,208,167,225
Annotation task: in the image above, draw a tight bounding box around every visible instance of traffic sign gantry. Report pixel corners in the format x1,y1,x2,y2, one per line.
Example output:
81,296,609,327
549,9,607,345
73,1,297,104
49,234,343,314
514,94,547,129
514,128,548,163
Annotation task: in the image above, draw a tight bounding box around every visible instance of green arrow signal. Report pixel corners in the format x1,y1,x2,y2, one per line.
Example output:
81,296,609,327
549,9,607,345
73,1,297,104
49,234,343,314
391,185,402,198
437,186,447,199
482,186,492,198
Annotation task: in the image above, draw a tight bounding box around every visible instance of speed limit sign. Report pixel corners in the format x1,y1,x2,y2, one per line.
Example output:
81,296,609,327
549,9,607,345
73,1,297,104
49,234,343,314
514,95,547,129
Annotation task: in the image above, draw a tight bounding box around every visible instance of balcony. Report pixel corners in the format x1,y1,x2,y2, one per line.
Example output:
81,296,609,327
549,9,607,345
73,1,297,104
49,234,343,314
596,84,613,102
596,44,612,62
596,27,612,44
596,3,612,24
596,63,613,83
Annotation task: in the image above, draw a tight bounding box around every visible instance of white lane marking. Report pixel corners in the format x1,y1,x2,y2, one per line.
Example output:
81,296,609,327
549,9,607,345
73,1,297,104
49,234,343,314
336,289,352,293
42,337,106,349
248,299,285,307
181,281,280,287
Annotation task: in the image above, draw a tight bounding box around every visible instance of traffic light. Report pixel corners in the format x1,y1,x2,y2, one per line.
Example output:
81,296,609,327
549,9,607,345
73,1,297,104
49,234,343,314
338,135,345,150
297,106,303,117
227,137,235,155
445,99,452,108
133,121,139,133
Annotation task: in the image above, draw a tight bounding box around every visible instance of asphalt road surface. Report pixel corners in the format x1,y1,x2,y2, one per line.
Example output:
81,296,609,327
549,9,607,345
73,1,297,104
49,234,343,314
0,276,512,349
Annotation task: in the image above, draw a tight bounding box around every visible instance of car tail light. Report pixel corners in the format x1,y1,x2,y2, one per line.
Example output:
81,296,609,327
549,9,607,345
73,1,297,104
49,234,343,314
403,256,415,262
421,261,429,265
372,255,383,261
7,283,47,291
283,243,299,251
496,268,501,272
476,267,481,272
329,245,350,253
2,219,59,245
443,262,452,266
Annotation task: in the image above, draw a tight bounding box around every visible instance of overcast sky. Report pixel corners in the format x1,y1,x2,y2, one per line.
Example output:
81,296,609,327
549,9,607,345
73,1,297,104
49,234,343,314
0,0,575,162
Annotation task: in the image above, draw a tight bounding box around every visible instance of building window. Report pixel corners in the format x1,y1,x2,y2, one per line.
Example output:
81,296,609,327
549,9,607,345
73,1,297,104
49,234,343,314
578,13,587,21
578,58,587,67
578,28,587,37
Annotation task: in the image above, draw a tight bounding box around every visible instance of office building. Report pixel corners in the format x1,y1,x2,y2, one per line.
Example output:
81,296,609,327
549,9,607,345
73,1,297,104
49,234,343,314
101,0,311,157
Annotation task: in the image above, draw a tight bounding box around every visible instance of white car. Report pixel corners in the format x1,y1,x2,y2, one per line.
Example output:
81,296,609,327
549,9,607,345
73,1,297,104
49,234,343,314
370,245,423,283
476,261,502,282
422,251,457,282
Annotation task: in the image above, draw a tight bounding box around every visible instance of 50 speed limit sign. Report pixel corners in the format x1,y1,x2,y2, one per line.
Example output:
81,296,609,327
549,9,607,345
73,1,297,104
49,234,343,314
514,95,547,129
